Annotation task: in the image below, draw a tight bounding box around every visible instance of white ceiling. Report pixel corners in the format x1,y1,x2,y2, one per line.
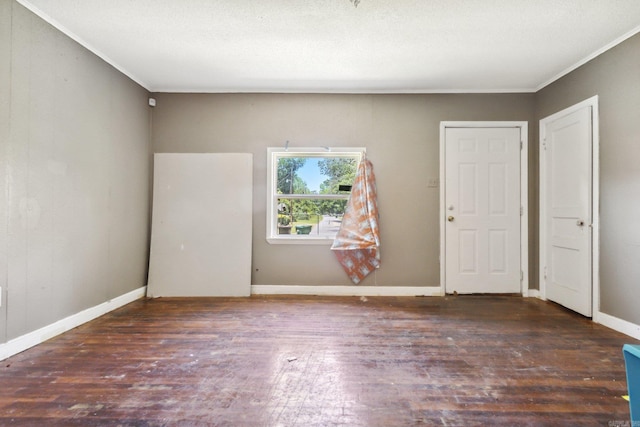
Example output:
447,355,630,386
17,0,640,93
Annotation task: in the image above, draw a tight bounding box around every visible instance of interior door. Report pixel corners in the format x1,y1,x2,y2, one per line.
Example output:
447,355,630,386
444,127,521,294
542,105,592,317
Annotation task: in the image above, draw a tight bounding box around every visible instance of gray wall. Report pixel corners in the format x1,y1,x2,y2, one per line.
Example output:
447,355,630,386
536,33,640,325
152,93,536,288
1,0,11,344
0,1,151,343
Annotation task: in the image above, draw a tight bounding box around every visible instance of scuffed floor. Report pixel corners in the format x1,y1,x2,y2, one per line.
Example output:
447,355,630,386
0,295,635,426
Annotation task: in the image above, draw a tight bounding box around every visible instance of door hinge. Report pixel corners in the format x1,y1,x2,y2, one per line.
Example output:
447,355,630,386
544,266,547,280
520,141,523,150
520,270,524,282
520,206,524,216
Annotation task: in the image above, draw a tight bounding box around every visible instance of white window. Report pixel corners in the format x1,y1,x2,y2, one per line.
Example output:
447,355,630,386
266,147,365,244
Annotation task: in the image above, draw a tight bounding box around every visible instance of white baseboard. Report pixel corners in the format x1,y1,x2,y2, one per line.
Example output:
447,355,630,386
596,311,640,341
251,285,444,297
526,289,541,298
0,286,147,361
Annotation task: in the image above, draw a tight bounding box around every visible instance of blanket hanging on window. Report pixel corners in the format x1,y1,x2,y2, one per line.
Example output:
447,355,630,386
331,157,380,284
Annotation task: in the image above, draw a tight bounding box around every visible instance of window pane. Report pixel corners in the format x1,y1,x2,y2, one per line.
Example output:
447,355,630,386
276,197,348,237
276,156,358,195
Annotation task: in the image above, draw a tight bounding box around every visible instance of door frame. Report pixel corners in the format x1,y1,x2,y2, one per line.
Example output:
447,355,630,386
439,121,529,295
539,96,600,319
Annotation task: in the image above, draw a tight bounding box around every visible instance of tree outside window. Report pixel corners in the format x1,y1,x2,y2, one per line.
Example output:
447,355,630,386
267,148,364,243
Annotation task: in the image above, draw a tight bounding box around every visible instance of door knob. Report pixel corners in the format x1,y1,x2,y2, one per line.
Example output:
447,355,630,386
448,216,455,222
576,220,585,226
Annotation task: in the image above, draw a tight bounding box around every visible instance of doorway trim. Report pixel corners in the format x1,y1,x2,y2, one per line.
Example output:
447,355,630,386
539,96,600,320
439,121,529,296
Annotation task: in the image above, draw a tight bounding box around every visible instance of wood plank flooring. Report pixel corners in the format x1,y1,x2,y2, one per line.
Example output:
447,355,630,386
0,295,636,426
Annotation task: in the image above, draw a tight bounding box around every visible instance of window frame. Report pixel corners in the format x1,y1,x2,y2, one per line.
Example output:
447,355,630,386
266,147,366,245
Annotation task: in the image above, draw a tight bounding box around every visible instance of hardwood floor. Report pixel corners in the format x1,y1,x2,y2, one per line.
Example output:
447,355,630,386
0,295,636,426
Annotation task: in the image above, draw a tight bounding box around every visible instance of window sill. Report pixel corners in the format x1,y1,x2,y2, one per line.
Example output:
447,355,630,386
267,236,335,245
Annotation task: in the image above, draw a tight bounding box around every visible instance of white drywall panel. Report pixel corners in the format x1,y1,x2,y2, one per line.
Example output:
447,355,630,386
147,153,252,297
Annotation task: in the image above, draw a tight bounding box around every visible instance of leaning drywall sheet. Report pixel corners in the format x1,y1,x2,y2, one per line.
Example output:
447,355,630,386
147,153,252,297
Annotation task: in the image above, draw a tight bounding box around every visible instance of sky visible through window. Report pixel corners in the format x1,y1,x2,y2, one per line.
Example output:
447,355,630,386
296,158,328,193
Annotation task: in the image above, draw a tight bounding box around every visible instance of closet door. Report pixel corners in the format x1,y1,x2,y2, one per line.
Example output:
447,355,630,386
147,153,252,297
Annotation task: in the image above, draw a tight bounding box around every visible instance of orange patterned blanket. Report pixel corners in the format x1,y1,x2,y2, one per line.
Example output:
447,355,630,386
331,158,380,284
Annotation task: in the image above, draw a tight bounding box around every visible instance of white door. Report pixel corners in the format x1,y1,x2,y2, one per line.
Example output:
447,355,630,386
444,127,522,294
541,105,593,317
147,153,253,297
